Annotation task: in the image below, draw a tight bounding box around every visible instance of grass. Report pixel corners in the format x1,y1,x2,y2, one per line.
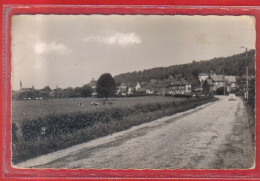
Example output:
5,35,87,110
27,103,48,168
243,99,255,145
12,96,184,124
12,96,217,164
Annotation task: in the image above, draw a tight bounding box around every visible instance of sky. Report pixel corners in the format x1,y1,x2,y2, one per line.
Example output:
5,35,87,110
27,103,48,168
11,15,256,90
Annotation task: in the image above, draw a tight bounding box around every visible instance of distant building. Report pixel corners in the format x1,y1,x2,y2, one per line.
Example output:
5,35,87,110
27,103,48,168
198,73,209,83
89,78,97,96
225,76,236,87
90,78,97,89
210,74,226,90
19,81,35,92
135,81,141,91
146,88,155,95
116,83,127,96
168,82,192,95
203,79,214,92
136,87,147,93
48,91,56,97
127,87,134,95
202,74,237,93
148,76,192,95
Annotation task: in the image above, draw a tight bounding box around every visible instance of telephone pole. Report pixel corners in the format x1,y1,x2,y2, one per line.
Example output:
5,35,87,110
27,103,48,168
241,46,248,101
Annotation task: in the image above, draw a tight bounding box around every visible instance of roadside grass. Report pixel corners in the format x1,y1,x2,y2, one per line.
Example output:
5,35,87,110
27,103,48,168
12,96,218,164
243,99,255,145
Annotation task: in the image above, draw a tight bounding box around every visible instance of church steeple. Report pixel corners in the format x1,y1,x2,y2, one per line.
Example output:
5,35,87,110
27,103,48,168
20,80,22,90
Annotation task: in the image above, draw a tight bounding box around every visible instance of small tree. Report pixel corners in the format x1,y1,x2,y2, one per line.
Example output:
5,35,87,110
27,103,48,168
96,73,116,100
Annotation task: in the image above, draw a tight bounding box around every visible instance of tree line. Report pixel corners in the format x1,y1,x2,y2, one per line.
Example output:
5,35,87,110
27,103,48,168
114,50,255,87
12,84,93,100
12,73,117,100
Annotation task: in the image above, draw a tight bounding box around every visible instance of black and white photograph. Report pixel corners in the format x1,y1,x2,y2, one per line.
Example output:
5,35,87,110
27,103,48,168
11,14,256,169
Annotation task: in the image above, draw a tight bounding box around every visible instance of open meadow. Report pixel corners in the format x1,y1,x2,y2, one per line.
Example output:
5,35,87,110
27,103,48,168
12,96,184,124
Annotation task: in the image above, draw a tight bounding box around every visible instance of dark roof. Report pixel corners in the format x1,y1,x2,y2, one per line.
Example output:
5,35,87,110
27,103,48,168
205,79,213,86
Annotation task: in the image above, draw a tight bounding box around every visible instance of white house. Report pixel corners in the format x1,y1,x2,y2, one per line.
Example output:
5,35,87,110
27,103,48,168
135,81,141,91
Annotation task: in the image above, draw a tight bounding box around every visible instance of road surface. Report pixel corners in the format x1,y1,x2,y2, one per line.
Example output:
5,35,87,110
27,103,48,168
16,96,255,169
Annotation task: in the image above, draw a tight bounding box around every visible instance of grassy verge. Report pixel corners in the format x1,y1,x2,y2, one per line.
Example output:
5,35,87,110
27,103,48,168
12,96,217,164
243,100,255,145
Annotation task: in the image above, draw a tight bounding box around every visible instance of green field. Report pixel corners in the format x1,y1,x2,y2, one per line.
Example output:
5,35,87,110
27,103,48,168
12,96,184,124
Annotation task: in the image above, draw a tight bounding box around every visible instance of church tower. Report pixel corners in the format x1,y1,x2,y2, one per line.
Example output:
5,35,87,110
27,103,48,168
20,80,22,91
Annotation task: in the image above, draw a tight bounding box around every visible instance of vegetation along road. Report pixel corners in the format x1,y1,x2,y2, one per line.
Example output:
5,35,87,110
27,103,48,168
16,96,255,169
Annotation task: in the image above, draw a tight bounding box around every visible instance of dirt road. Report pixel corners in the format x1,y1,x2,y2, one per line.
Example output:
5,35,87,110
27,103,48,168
16,96,255,169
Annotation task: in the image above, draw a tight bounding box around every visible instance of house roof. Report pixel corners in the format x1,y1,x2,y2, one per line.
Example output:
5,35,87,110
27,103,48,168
210,75,225,82
21,88,35,91
118,87,127,93
146,87,156,91
224,76,236,83
199,73,208,76
136,87,147,92
205,79,213,86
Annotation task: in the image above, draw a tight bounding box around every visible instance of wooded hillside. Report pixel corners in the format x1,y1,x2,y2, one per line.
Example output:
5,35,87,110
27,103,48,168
114,50,255,87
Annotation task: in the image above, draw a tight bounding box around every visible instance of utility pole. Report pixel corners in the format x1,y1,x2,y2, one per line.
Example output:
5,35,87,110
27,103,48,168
223,69,225,95
241,46,248,101
163,79,165,96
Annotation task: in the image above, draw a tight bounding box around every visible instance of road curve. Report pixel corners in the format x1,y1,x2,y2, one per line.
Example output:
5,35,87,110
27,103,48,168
15,96,255,169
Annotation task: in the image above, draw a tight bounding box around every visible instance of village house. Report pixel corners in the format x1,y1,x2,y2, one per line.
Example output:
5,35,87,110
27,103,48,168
127,87,134,95
224,76,237,92
136,87,147,94
148,76,192,95
116,83,127,96
48,90,56,97
145,88,155,95
135,81,141,91
202,74,237,93
119,76,192,97
198,73,210,83
168,81,192,95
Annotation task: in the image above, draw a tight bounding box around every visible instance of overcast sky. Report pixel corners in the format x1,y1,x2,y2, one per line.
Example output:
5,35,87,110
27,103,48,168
11,15,256,90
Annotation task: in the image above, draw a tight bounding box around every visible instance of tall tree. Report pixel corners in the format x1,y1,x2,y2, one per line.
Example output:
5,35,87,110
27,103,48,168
96,73,116,100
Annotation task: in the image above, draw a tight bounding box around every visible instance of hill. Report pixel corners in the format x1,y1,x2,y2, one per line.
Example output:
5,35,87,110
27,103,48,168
114,50,255,87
